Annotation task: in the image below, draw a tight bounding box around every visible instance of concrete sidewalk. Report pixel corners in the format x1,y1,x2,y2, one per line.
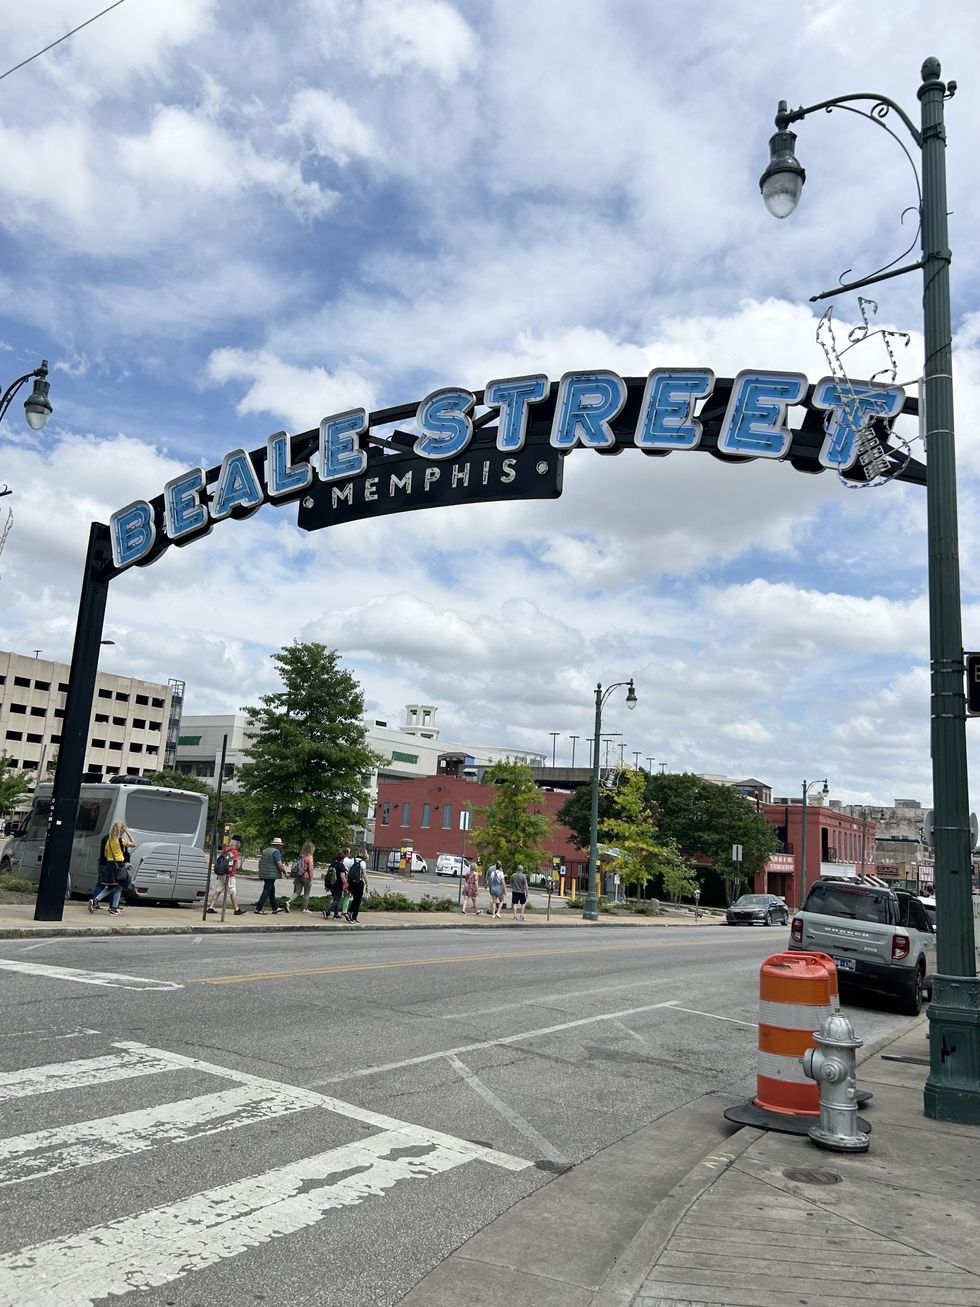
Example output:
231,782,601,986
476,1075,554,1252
400,1018,980,1307
0,900,723,938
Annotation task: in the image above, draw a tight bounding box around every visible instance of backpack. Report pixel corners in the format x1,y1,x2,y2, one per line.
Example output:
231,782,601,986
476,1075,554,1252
214,851,228,876
290,856,305,879
348,858,365,884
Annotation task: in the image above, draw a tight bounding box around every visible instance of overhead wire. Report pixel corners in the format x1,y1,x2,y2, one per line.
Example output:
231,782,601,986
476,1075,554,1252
0,0,130,84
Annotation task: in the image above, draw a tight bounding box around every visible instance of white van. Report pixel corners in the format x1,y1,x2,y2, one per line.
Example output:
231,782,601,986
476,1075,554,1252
385,849,428,874
1,780,210,905
435,854,471,877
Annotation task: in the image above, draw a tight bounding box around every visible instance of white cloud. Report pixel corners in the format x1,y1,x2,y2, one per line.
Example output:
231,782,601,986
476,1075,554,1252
285,89,378,164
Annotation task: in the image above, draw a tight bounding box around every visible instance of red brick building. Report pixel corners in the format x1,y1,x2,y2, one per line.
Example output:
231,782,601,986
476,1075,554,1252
756,801,876,907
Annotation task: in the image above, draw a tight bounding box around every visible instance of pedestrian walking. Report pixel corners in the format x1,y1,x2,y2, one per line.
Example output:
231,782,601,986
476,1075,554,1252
89,820,134,917
291,841,316,911
323,850,348,920
487,861,506,919
206,834,246,916
510,863,529,921
255,837,287,914
346,849,368,923
462,863,479,916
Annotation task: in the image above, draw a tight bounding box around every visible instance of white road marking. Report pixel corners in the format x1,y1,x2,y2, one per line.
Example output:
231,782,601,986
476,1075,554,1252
448,1053,570,1165
0,959,182,991
0,1027,100,1042
111,1041,530,1173
0,1047,188,1103
0,1083,312,1187
669,1005,758,1029
308,999,681,1086
17,939,61,952
0,1130,475,1307
611,1018,646,1044
438,976,668,1019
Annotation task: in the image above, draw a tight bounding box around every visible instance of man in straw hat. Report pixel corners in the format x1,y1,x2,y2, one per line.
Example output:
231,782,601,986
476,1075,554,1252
255,836,288,915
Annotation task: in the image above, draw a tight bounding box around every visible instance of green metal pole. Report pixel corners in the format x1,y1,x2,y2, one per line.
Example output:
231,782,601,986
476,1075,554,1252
799,783,808,910
918,57,980,1123
584,683,602,922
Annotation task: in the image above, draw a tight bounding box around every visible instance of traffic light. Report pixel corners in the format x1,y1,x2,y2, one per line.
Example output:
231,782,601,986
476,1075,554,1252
967,653,980,715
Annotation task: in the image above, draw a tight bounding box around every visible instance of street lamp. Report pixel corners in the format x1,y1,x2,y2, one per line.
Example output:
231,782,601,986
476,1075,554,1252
549,732,560,767
0,360,53,497
760,58,980,1123
798,778,829,909
585,679,637,921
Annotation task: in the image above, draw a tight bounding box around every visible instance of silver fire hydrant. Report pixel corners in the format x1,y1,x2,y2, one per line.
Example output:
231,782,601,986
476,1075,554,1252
801,1012,870,1153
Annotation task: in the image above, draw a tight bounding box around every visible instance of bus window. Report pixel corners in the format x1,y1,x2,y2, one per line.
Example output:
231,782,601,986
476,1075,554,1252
125,791,203,836
75,799,109,834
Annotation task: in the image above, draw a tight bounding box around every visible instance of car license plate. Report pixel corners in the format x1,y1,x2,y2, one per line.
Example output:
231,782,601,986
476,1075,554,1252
832,955,856,972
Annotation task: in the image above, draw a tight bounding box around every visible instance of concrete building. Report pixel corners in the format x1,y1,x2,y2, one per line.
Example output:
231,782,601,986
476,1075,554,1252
0,648,180,801
836,798,934,890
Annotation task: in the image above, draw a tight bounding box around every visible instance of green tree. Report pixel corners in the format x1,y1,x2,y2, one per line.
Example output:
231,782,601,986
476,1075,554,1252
472,760,552,874
555,780,618,850
0,753,32,818
145,769,213,795
236,642,381,856
599,769,678,897
644,772,776,903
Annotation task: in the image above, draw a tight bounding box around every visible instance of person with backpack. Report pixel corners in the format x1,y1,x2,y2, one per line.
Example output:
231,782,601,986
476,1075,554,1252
346,849,368,923
89,820,134,916
206,834,246,916
255,837,287,914
323,850,348,920
290,841,316,911
487,862,506,919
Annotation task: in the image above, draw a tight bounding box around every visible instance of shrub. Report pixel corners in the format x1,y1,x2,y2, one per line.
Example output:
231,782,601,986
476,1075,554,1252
303,890,456,914
0,873,34,894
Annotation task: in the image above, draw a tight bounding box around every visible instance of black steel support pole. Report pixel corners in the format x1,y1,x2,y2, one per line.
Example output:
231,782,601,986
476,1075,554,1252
918,58,980,1123
584,684,602,922
34,523,113,921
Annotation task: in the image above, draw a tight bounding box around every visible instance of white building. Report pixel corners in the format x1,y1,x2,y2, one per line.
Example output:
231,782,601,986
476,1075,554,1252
0,649,180,800
174,703,544,842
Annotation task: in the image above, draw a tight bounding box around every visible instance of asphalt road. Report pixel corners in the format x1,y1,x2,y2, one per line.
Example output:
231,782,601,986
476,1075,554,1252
0,926,912,1307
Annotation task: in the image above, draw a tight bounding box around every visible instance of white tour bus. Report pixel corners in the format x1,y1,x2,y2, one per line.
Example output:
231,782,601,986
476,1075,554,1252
0,778,210,905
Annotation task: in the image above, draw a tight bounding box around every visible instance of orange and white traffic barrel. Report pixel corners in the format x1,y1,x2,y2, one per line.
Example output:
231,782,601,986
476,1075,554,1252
725,951,840,1136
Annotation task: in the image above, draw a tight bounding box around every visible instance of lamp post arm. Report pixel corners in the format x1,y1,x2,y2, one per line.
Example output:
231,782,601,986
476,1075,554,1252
0,372,38,425
777,93,922,148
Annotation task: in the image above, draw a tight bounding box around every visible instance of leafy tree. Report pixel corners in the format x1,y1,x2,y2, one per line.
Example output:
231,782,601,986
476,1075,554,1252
0,753,32,818
145,769,213,795
472,760,552,874
555,780,618,850
236,642,381,856
644,771,776,903
599,769,678,897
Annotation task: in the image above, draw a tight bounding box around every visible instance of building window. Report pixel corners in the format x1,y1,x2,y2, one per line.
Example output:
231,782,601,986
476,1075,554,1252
0,674,5,683
98,689,112,700
442,805,453,829
30,706,46,717
54,708,65,719
10,704,26,715
151,697,164,708
380,802,390,826
421,803,431,828
146,745,158,755
115,692,129,703
112,716,126,726
33,679,50,691
51,734,61,743
108,742,123,752
130,743,144,753
26,733,42,744
95,713,109,724
400,803,410,827
13,676,29,688
224,763,236,779
149,721,162,732
58,682,69,693
135,694,149,706
5,730,22,741
134,719,147,729
91,738,106,749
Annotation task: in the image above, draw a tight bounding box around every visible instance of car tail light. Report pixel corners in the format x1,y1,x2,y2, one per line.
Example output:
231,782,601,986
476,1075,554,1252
791,917,803,943
892,933,911,961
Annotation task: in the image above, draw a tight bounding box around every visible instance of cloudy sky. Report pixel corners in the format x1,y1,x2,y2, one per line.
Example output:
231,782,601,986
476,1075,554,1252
3,0,980,808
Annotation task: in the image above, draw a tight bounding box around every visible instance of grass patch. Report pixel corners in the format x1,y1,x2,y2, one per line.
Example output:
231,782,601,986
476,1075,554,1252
0,873,36,904
303,891,457,914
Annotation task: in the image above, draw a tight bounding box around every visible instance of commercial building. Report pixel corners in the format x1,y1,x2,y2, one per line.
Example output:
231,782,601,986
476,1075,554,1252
757,794,877,905
0,648,181,800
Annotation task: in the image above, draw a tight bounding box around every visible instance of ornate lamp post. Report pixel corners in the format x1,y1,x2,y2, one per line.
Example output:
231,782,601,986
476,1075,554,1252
585,679,636,921
760,58,980,1123
0,360,53,496
798,778,829,908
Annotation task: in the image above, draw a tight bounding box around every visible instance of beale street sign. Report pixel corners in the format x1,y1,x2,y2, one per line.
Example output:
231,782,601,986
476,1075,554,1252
108,368,921,576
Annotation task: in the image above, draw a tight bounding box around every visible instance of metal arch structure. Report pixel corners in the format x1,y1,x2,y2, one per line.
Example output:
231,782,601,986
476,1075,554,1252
34,373,923,920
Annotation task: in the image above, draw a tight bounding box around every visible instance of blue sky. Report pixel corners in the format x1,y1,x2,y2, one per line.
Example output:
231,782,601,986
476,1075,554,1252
3,0,980,808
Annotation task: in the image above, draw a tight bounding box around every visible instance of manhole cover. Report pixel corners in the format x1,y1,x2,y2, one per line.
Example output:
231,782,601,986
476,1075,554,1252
783,1168,842,1185
881,1054,930,1065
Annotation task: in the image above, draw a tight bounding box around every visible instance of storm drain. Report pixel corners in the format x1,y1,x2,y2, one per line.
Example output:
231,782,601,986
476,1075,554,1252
782,1168,842,1185
881,1054,930,1065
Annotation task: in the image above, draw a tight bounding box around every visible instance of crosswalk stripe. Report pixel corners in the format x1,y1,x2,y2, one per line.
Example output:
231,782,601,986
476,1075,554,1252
0,1048,182,1103
0,1129,472,1307
0,960,181,990
0,1083,312,1187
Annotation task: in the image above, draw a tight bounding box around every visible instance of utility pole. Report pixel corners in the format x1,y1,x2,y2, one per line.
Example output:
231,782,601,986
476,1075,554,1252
570,735,580,767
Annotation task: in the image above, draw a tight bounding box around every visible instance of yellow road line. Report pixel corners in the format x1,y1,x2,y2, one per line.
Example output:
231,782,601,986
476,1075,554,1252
192,936,756,986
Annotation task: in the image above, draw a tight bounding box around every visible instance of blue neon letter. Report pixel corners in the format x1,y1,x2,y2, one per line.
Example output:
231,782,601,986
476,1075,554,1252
635,369,714,450
550,372,626,449
164,468,208,539
319,409,368,482
110,501,155,569
211,450,264,520
812,379,905,470
414,388,474,460
718,371,807,458
484,375,549,451
266,431,312,498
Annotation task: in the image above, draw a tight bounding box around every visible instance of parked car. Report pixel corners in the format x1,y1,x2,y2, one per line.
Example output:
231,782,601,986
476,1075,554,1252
789,878,936,1015
919,895,936,929
435,854,471,877
725,893,789,927
385,849,428,874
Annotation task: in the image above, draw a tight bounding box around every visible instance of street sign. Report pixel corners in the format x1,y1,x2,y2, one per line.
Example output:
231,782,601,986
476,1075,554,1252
459,810,471,831
967,653,980,714
732,844,743,862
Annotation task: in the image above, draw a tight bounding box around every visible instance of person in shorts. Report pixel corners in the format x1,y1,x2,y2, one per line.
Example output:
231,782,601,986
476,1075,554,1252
510,864,529,921
487,862,506,919
207,834,245,916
